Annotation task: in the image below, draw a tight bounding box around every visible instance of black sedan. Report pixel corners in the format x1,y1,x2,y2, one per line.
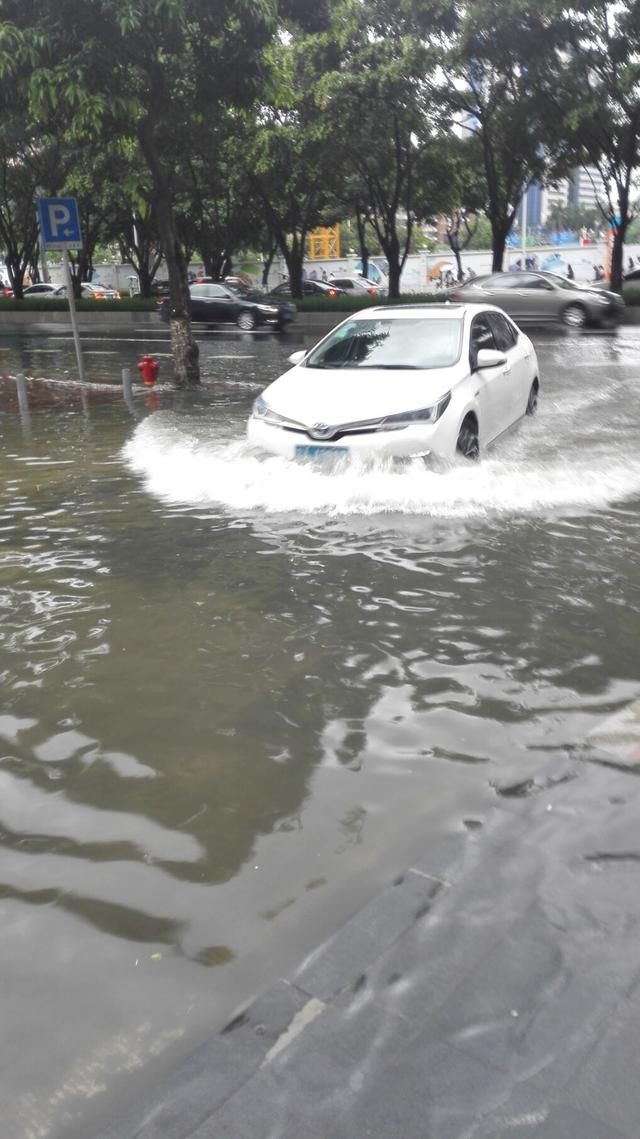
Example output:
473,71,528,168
158,282,295,331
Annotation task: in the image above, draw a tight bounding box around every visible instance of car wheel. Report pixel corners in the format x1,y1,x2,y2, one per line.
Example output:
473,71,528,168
526,381,539,416
236,310,256,331
456,418,479,460
562,303,587,328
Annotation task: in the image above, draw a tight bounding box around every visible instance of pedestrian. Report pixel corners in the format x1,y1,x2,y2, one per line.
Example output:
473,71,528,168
321,269,328,282
567,263,575,280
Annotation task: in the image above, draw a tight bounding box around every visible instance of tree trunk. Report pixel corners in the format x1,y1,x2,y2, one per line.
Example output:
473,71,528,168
610,222,627,292
387,258,401,297
382,232,402,298
138,265,153,297
490,224,509,272
356,210,369,279
283,237,305,298
138,117,200,387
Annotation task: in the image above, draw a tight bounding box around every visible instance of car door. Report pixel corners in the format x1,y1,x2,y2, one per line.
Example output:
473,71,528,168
515,273,557,321
474,274,522,318
205,283,240,322
486,312,532,421
469,313,513,441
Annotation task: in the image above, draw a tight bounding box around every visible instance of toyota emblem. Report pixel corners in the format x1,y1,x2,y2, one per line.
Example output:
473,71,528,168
310,423,334,440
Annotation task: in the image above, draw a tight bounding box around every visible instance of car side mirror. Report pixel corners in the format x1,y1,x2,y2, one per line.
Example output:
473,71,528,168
288,349,307,366
476,348,507,369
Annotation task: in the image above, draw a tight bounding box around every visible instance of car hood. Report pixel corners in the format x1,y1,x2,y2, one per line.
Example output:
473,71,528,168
584,286,623,303
262,364,460,424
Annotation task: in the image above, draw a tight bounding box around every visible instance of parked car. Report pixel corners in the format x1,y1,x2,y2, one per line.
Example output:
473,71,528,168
328,275,383,296
248,302,539,462
450,271,623,328
269,280,347,299
49,282,121,300
623,267,640,283
158,281,295,331
149,279,170,297
22,283,59,296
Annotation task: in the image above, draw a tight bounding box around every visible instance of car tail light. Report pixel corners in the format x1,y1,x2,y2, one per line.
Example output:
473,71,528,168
93,291,104,299
114,291,121,299
367,288,378,296
450,290,462,299
328,289,337,297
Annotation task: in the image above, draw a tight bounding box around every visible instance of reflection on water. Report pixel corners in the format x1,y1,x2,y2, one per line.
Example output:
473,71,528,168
1,330,640,1138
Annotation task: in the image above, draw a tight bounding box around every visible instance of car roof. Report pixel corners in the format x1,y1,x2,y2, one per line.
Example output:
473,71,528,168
349,303,465,317
345,302,514,323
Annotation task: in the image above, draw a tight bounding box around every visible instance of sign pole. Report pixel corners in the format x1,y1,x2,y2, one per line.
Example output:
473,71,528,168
63,250,85,382
36,197,85,382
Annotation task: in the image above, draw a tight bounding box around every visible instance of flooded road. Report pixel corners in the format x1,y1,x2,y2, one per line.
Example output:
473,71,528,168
1,323,640,1138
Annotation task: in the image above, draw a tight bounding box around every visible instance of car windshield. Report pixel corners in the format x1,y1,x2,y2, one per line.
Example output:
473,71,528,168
542,272,589,291
304,317,463,370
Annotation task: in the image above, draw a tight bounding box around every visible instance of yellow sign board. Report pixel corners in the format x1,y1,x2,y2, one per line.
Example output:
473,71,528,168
308,226,340,259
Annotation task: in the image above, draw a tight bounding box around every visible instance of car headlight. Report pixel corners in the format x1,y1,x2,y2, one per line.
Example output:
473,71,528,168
377,392,451,431
252,395,289,425
257,304,279,315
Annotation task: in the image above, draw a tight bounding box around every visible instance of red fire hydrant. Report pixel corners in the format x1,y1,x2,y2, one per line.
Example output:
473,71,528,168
137,353,160,387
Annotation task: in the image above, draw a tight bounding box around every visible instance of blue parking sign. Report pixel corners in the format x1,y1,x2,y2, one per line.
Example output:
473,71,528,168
37,197,83,250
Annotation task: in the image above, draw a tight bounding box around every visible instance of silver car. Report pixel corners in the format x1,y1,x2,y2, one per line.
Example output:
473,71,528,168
450,271,624,328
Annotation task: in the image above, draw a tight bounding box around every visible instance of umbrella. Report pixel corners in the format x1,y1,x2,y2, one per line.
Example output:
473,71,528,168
541,253,567,272
429,259,456,280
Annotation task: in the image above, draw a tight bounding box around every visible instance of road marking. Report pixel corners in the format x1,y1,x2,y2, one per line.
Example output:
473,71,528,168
262,996,326,1065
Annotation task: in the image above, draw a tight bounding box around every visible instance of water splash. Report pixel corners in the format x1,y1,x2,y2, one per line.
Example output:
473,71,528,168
122,411,640,518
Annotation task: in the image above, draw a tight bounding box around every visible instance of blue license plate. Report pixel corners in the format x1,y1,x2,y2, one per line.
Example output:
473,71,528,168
295,445,348,459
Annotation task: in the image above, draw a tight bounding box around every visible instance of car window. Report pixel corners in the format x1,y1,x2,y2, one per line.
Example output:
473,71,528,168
470,315,497,365
484,274,520,289
519,274,553,290
331,279,351,288
486,312,518,351
305,317,463,370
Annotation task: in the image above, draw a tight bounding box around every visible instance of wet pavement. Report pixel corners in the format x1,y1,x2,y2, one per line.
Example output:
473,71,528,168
94,730,640,1139
1,322,640,1138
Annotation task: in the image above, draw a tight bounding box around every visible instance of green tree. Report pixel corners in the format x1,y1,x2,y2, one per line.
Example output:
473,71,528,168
242,20,338,299
1,0,278,385
174,119,258,282
325,0,452,297
439,0,568,271
414,134,486,281
542,1,640,290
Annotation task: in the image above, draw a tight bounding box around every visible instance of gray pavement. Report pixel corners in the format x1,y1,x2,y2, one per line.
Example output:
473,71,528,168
94,714,640,1139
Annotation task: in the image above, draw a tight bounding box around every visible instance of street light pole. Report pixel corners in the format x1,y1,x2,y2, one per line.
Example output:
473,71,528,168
521,187,528,269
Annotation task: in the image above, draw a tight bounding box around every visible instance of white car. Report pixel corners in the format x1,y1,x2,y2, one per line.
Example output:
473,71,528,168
22,283,60,296
247,303,539,462
329,275,387,296
49,282,121,300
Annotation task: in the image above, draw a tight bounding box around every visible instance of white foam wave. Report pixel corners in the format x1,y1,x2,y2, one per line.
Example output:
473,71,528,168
122,413,640,518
